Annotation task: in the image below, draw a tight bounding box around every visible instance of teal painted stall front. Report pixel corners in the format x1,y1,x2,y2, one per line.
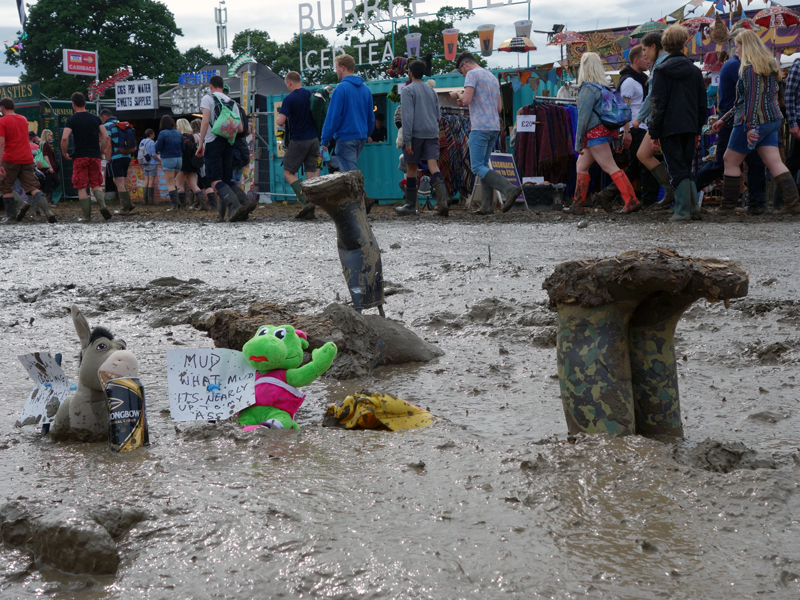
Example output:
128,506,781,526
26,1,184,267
265,69,559,203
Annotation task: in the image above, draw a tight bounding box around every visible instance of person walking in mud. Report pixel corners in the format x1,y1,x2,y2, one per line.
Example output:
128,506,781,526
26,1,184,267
593,45,658,210
395,59,450,217
61,92,111,222
569,52,641,215
450,51,521,215
0,98,56,223
648,25,707,222
712,28,800,215
99,108,136,215
631,32,675,211
320,55,374,201
195,75,248,222
697,31,767,215
277,71,320,220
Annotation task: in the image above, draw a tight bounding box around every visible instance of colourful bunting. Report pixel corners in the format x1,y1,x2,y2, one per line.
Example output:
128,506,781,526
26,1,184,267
669,4,687,20
520,71,531,85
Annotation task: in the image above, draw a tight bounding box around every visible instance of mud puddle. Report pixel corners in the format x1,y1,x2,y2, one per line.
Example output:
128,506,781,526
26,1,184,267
1,215,800,598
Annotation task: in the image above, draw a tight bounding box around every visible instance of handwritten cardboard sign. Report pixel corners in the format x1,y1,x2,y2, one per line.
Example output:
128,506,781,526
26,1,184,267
166,349,256,421
15,353,72,427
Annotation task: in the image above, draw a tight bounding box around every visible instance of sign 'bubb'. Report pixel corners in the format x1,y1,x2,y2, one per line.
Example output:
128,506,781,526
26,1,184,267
299,0,531,33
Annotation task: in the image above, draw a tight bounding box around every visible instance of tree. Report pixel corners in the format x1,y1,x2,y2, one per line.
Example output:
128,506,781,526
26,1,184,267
181,46,216,73
333,4,484,80
5,0,182,99
230,29,278,65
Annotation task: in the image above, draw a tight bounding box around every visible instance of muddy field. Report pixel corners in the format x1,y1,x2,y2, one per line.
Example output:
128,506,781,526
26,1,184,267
1,201,800,599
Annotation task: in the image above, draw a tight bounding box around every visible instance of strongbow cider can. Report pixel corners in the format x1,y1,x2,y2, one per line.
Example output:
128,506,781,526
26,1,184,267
106,377,150,452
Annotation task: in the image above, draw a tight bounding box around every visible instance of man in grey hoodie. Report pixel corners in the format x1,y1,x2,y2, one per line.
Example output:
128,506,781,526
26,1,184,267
395,60,450,217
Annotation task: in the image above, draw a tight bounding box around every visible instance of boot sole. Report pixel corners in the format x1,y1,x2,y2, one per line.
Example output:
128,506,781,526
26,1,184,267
229,206,250,222
500,187,523,213
15,204,29,222
100,208,113,221
47,215,57,223
295,205,316,220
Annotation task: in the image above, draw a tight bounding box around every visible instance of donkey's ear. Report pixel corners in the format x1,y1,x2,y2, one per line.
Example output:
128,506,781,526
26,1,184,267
71,304,91,348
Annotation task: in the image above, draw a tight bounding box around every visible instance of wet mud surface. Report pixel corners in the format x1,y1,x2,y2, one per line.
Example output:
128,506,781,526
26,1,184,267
2,203,800,598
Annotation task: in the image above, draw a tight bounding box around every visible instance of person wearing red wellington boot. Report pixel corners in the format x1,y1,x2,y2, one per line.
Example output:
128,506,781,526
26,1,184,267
567,52,641,215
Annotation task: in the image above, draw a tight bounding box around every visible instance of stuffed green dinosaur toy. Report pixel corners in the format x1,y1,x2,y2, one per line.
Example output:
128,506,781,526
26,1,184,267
239,324,337,430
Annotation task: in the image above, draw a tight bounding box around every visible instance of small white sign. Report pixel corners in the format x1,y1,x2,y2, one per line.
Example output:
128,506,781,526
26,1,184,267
15,353,72,427
710,72,721,86
516,114,537,132
115,79,157,110
166,349,256,421
523,177,544,184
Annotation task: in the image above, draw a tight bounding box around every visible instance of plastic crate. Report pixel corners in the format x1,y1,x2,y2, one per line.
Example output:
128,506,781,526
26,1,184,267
522,184,566,209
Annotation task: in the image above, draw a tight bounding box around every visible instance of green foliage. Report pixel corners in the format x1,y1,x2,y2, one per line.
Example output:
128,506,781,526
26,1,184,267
5,0,182,99
222,7,483,86
181,46,216,73
231,29,278,65
333,5,484,80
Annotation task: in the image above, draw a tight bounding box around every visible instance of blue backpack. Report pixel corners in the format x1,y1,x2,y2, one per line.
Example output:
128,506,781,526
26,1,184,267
115,121,138,155
586,83,631,130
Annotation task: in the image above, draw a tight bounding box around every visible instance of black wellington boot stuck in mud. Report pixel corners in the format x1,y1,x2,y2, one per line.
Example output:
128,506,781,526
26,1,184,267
302,171,384,312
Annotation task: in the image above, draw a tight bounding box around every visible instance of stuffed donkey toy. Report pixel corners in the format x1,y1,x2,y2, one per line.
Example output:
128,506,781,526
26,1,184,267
51,305,127,442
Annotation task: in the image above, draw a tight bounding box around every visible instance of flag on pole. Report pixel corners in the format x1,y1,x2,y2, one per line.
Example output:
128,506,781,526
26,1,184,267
16,0,26,30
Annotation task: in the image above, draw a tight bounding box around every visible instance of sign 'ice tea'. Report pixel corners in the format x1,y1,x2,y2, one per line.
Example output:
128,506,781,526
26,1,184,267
115,79,157,110
62,49,98,76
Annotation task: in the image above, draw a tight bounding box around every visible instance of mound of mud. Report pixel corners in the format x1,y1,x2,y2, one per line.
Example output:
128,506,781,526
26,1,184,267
193,302,443,379
412,297,557,348
737,339,800,365
730,297,800,318
0,499,147,575
672,439,778,473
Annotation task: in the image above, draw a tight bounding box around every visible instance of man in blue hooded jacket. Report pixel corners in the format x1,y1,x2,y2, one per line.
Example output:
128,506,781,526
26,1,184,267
320,54,375,173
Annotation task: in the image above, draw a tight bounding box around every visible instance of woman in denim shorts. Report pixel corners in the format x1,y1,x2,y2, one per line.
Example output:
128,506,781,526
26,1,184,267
713,29,800,214
569,52,641,214
155,115,185,210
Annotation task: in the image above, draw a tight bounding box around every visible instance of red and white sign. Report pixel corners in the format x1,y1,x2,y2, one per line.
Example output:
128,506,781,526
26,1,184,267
88,67,131,100
62,49,98,76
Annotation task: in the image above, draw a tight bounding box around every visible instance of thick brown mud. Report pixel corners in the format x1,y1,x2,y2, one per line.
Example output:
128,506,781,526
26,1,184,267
1,203,800,598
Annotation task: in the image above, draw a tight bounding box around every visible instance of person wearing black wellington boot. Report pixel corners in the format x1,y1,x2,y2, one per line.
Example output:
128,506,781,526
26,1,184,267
713,29,800,216
647,25,706,222
568,52,641,216
0,98,56,224
195,75,248,223
395,60,450,216
277,71,320,220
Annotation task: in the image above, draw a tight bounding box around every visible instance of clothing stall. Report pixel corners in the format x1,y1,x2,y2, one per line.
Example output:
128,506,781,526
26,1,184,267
513,96,578,194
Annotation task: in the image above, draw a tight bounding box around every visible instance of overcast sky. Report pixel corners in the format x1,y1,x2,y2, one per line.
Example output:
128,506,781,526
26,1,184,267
0,0,778,85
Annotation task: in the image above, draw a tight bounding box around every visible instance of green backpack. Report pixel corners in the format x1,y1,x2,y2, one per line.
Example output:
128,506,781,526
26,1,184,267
34,146,50,170
210,95,241,145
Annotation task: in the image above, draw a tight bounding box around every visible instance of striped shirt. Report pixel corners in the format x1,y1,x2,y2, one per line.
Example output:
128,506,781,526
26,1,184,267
722,65,781,129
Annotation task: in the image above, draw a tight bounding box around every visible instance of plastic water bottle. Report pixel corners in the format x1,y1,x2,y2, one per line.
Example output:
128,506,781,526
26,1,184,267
748,126,759,151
